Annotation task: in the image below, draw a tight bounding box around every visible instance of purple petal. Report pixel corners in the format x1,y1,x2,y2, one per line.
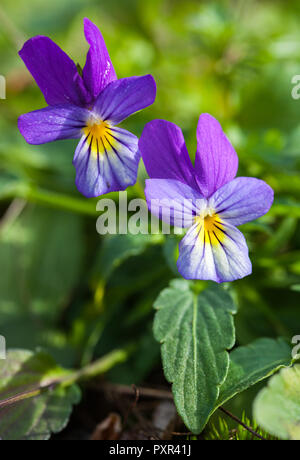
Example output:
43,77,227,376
177,220,252,283
93,76,156,125
209,177,274,226
139,120,198,189
73,126,140,197
82,18,117,100
18,105,90,145
19,36,90,107
145,179,206,228
195,114,238,197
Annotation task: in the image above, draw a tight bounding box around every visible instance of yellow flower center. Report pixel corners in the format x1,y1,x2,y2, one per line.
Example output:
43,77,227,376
195,212,226,246
83,119,116,156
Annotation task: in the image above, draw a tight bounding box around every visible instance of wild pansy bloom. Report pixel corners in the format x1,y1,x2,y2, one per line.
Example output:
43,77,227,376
139,114,274,283
18,18,156,197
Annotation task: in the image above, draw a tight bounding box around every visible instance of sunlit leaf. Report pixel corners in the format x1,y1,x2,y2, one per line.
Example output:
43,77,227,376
0,350,80,440
253,365,300,440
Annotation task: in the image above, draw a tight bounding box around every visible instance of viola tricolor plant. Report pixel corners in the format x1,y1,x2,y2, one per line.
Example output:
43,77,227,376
18,18,156,197
139,114,274,283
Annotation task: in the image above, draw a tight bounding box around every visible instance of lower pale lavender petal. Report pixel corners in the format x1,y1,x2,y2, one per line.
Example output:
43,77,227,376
145,179,206,228
82,18,117,100
177,220,252,283
73,126,139,197
139,120,199,189
93,76,156,125
209,177,274,226
19,36,90,107
195,114,238,197
18,105,90,145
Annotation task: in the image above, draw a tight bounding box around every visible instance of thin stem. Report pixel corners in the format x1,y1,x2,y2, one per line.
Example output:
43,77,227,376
98,382,173,400
134,179,146,199
0,348,132,410
0,385,52,409
2,183,144,217
80,320,106,367
1,183,98,216
0,198,27,231
25,186,98,216
219,406,266,441
0,6,26,48
63,347,134,386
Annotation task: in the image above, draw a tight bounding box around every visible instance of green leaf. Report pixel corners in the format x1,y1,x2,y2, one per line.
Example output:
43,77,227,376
217,338,293,408
0,349,81,440
153,280,237,434
253,365,300,440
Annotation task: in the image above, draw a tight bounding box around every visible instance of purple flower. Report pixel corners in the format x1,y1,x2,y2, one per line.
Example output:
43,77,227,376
18,18,156,197
139,114,274,283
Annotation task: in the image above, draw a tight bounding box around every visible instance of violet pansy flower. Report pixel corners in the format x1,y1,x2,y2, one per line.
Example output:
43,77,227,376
18,18,156,197
139,114,274,283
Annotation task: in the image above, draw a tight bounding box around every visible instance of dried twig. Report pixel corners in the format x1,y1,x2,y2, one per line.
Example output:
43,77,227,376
219,406,266,441
0,6,26,48
0,198,27,232
99,382,173,400
122,384,140,429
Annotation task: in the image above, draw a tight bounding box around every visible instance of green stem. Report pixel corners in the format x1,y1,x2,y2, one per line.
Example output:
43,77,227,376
23,185,98,216
4,183,145,217
0,6,26,48
1,182,98,216
0,347,134,409
65,347,134,385
0,387,47,409
80,319,107,367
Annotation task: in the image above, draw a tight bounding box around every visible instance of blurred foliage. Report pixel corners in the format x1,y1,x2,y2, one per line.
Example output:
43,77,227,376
253,364,300,440
0,0,300,431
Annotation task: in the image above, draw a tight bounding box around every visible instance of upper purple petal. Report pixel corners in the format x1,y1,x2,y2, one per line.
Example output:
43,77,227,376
19,36,90,107
139,120,198,189
18,105,90,145
82,18,117,100
195,114,238,197
93,75,156,125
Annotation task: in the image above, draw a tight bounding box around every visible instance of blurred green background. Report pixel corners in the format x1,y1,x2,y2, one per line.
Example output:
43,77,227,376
0,0,300,420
